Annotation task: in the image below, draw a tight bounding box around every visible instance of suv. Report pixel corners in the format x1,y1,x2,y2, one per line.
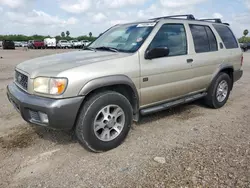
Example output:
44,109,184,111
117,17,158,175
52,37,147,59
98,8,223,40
2,40,15,49
7,15,243,152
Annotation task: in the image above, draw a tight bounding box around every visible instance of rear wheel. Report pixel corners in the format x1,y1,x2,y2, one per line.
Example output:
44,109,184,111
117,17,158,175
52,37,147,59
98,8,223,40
75,91,133,152
204,72,231,109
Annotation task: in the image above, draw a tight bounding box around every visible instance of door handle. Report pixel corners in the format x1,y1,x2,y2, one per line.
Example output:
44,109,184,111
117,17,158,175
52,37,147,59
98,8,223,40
187,59,193,63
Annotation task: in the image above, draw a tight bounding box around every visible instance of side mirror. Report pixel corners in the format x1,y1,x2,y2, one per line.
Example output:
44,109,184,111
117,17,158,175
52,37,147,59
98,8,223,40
145,47,170,59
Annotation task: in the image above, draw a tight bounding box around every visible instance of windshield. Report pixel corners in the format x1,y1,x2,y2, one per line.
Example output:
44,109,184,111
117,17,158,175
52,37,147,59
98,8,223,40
90,22,156,53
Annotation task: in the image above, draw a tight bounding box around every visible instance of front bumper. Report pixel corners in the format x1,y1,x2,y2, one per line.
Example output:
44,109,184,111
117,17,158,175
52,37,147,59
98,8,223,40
7,83,84,130
233,70,243,82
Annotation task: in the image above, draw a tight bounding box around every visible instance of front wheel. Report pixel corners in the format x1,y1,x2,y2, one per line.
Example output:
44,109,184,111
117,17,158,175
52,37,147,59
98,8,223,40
75,91,133,152
204,73,231,109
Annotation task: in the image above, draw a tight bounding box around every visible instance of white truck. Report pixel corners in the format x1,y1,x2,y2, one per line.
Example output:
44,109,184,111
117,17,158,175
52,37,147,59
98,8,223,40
44,38,56,48
70,40,82,48
81,40,91,47
57,40,71,48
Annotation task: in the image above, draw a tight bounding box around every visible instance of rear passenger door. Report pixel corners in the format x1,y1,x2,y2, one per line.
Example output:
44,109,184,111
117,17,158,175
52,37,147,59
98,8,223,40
188,24,223,91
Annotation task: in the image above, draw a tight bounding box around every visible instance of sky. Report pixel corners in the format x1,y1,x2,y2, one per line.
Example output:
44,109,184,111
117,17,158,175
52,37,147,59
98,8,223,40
0,0,249,38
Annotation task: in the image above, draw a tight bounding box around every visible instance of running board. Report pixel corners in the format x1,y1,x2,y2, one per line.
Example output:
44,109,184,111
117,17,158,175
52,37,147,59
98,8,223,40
140,92,207,115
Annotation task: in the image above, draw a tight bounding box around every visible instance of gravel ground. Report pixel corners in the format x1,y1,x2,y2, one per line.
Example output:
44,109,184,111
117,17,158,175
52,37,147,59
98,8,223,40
0,49,249,188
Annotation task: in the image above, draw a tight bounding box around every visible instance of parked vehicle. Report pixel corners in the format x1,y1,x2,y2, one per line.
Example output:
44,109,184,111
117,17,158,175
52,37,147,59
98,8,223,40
2,40,15,49
0,41,2,48
240,43,248,52
22,41,28,47
69,40,82,48
57,40,71,48
44,38,56,48
81,40,91,47
27,40,34,48
7,14,243,152
27,40,44,49
14,41,22,47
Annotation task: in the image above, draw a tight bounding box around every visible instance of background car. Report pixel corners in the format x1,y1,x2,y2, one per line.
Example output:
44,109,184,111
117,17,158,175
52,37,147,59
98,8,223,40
2,40,15,49
0,41,2,48
81,40,91,47
22,41,28,47
28,40,45,49
44,38,56,48
240,43,248,52
69,40,82,48
57,40,71,48
14,41,22,47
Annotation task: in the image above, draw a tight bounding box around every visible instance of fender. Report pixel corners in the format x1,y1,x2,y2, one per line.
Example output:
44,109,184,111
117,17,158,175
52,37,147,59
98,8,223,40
208,64,234,90
78,75,140,120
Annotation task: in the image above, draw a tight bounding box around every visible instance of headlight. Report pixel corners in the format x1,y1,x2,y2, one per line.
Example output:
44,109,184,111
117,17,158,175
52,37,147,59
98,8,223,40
34,77,68,95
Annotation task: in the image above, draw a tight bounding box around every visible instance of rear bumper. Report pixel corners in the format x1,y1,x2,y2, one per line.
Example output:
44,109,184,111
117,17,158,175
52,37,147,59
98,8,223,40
233,70,243,82
7,83,84,130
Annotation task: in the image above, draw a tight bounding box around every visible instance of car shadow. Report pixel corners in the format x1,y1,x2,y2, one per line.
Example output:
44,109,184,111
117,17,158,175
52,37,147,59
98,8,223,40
32,126,77,145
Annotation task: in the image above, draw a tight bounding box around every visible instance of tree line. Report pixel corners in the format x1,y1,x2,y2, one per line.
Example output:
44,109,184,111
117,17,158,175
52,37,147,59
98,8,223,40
0,31,96,42
238,29,250,43
1,29,250,43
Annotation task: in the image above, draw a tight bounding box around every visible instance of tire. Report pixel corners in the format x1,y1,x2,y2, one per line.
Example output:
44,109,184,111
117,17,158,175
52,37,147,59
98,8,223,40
204,72,231,109
75,91,133,152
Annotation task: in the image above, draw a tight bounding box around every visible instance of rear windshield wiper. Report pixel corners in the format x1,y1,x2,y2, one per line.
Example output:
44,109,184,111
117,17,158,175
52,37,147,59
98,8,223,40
95,46,119,52
82,46,96,52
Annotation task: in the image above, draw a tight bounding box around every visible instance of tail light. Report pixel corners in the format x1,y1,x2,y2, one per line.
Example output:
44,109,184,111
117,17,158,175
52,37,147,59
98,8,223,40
241,55,243,66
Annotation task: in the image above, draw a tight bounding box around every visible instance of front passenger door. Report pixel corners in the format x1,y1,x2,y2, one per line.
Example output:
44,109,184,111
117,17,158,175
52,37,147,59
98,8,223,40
139,23,194,107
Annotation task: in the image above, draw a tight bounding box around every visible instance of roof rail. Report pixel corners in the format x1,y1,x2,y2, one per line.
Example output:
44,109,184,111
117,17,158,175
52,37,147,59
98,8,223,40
150,14,195,21
199,18,222,23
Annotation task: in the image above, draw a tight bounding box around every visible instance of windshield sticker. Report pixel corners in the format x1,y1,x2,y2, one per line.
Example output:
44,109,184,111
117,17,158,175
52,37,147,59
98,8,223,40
137,23,156,27
136,37,143,42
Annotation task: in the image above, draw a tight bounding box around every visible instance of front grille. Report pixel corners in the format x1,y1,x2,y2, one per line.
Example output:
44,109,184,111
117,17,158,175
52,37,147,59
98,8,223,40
15,71,28,90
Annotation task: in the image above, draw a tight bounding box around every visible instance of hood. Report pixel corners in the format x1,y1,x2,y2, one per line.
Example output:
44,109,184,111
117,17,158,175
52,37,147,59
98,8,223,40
16,50,131,78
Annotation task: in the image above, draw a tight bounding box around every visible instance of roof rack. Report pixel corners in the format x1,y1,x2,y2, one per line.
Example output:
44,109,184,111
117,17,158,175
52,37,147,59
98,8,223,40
150,14,195,21
199,18,222,23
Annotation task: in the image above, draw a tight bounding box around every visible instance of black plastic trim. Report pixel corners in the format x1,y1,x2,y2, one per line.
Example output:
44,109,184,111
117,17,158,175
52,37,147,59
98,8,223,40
7,83,84,130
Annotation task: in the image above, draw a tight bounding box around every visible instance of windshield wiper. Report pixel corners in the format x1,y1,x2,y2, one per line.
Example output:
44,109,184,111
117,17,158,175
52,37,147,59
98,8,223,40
82,46,96,52
95,46,119,52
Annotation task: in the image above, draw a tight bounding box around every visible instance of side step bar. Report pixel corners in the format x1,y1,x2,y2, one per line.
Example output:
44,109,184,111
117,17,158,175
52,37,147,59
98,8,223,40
140,92,207,115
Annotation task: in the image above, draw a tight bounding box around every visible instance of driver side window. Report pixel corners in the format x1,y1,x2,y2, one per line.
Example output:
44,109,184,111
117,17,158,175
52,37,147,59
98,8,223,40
149,24,187,56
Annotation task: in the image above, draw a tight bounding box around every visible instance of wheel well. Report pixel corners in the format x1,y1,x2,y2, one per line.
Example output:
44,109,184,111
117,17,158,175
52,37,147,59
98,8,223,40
220,68,234,90
83,84,139,115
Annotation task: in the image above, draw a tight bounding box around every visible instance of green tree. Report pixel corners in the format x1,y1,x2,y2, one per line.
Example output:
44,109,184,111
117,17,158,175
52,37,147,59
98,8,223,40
66,31,70,37
243,29,249,43
89,32,92,38
61,32,65,38
243,29,249,37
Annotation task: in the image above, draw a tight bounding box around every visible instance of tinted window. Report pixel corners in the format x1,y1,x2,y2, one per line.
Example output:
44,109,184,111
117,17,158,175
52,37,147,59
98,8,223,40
190,25,210,53
205,27,218,51
149,24,187,56
190,25,218,53
213,24,238,49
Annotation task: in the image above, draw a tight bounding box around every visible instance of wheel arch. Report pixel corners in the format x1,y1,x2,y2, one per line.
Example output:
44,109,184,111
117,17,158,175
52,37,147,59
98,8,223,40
209,65,234,90
78,75,140,121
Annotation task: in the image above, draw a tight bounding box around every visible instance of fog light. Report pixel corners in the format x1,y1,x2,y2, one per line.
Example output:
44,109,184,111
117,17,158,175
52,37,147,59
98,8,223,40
38,112,49,123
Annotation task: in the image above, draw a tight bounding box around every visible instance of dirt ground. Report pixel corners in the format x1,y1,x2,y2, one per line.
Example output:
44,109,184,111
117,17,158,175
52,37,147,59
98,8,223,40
0,48,249,188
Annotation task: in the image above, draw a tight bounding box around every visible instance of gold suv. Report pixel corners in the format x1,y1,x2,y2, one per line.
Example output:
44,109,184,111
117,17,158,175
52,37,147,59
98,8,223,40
7,15,243,152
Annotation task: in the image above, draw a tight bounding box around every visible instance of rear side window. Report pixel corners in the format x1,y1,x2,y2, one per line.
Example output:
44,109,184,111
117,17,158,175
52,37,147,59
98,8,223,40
205,27,218,51
189,25,218,53
213,24,238,49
